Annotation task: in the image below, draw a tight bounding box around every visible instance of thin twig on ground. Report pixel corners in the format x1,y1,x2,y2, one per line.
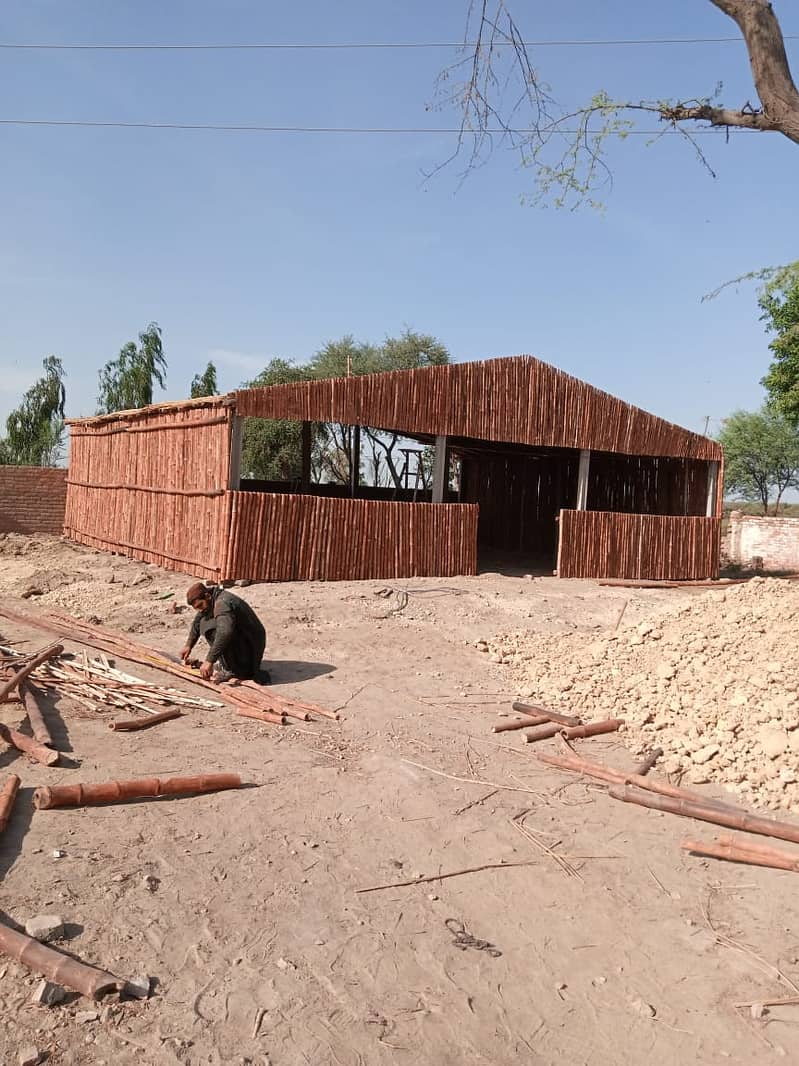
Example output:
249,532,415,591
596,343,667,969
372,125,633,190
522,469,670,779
356,860,537,894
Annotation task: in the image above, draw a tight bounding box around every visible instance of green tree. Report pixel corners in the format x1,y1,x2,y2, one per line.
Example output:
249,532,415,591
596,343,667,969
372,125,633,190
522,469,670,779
0,356,66,466
438,1,798,208
190,361,218,399
240,358,314,480
759,263,799,421
97,322,166,414
719,407,799,514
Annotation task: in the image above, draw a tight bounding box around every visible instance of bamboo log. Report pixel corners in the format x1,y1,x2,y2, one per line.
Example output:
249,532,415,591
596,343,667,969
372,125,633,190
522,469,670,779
109,708,183,731
0,919,120,999
0,775,20,833
493,714,549,733
633,748,663,776
0,643,63,704
34,773,243,809
236,707,286,726
681,837,799,872
0,724,59,767
524,718,623,744
19,681,54,747
609,784,799,846
512,701,581,728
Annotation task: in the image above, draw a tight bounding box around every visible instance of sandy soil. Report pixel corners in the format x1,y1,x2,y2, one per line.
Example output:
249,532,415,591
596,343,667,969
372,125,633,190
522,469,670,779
0,533,797,1065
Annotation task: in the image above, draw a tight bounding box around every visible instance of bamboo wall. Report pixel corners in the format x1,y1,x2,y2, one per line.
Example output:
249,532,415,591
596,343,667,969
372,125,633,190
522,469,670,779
64,401,232,582
223,492,478,581
588,453,710,516
557,510,721,580
233,356,721,462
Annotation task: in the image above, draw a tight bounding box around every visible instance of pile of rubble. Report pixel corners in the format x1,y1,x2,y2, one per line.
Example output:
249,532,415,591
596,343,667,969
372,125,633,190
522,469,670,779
484,577,799,812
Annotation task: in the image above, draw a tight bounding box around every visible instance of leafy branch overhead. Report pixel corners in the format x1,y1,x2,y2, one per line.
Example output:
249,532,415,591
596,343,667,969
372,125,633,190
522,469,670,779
436,0,799,206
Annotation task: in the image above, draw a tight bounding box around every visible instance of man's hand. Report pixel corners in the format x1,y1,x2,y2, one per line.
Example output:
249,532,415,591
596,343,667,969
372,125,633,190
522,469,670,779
199,660,214,681
179,645,192,663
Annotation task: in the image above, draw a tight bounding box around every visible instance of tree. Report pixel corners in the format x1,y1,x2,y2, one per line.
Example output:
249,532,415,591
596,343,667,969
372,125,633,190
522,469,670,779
97,323,166,414
718,406,799,513
0,356,66,466
240,359,315,480
190,361,218,399
758,263,799,420
438,1,799,207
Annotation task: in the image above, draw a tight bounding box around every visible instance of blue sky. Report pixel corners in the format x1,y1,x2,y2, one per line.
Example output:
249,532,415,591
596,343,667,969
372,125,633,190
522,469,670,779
0,0,796,439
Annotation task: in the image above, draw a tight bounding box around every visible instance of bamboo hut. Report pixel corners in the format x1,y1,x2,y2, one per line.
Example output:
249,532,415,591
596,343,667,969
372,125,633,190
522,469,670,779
64,355,723,582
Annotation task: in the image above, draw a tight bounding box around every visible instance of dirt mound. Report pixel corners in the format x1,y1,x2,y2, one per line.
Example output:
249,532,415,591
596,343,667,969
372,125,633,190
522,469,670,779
486,577,799,813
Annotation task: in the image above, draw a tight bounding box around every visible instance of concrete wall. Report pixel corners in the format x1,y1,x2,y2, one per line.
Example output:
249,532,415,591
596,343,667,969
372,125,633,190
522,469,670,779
0,466,67,534
727,510,799,571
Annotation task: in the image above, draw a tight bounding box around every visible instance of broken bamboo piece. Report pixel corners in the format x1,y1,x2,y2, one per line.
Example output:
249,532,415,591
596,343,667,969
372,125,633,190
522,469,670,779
0,642,63,704
19,680,54,747
512,701,581,728
681,837,799,872
633,748,663,776
0,918,120,999
493,713,549,734
524,718,623,744
0,775,20,833
236,707,286,726
609,784,799,846
34,773,243,810
109,708,183,731
0,724,59,767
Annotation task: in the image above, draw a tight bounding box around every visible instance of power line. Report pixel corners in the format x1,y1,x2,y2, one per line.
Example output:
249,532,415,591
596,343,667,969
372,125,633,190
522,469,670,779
0,35,795,51
0,118,754,135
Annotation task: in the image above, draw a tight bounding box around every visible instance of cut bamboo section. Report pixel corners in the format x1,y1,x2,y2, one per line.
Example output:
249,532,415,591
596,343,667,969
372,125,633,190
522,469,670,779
0,724,58,767
34,773,243,809
0,919,120,999
511,702,581,728
19,681,53,747
0,643,63,704
236,707,286,726
523,718,623,744
109,708,183,731
0,775,20,833
681,837,799,872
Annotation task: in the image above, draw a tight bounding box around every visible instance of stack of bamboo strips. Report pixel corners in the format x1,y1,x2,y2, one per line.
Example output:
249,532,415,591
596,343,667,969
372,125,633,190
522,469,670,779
557,509,720,581
224,491,478,582
64,400,231,581
0,606,336,725
232,355,720,462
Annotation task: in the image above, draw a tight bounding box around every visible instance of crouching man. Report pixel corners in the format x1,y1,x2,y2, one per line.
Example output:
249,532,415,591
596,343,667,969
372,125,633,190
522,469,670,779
180,582,269,684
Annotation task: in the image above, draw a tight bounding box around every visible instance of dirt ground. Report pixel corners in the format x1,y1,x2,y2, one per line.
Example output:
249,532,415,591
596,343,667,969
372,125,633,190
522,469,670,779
1,533,798,1065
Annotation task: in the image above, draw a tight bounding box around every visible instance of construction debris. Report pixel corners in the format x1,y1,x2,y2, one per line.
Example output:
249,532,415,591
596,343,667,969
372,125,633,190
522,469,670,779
31,979,66,1006
34,773,243,810
24,916,65,943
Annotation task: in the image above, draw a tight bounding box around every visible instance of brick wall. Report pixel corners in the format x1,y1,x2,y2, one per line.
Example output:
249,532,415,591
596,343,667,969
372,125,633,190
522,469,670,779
0,467,67,534
727,510,799,571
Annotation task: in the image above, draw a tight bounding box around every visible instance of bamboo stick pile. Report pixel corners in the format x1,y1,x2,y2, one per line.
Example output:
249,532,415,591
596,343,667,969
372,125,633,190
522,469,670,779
0,605,336,725
556,509,721,581
232,355,721,462
224,491,479,582
64,399,232,581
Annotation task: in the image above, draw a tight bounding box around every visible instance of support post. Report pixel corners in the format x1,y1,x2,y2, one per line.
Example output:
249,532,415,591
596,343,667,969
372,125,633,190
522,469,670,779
576,449,590,511
706,460,719,518
350,425,361,498
432,435,448,503
228,415,243,490
301,421,312,493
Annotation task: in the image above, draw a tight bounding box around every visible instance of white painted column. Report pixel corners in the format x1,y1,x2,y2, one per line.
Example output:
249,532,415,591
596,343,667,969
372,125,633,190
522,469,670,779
576,449,590,511
432,435,448,503
228,415,243,490
706,460,720,517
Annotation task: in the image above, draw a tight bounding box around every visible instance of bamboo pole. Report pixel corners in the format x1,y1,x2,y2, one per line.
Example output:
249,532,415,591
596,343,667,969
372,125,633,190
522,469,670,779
0,919,120,999
19,681,54,747
609,784,799,846
0,775,20,833
681,837,799,872
493,714,549,734
511,701,582,728
34,773,243,809
236,707,286,726
109,708,183,731
0,643,63,704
